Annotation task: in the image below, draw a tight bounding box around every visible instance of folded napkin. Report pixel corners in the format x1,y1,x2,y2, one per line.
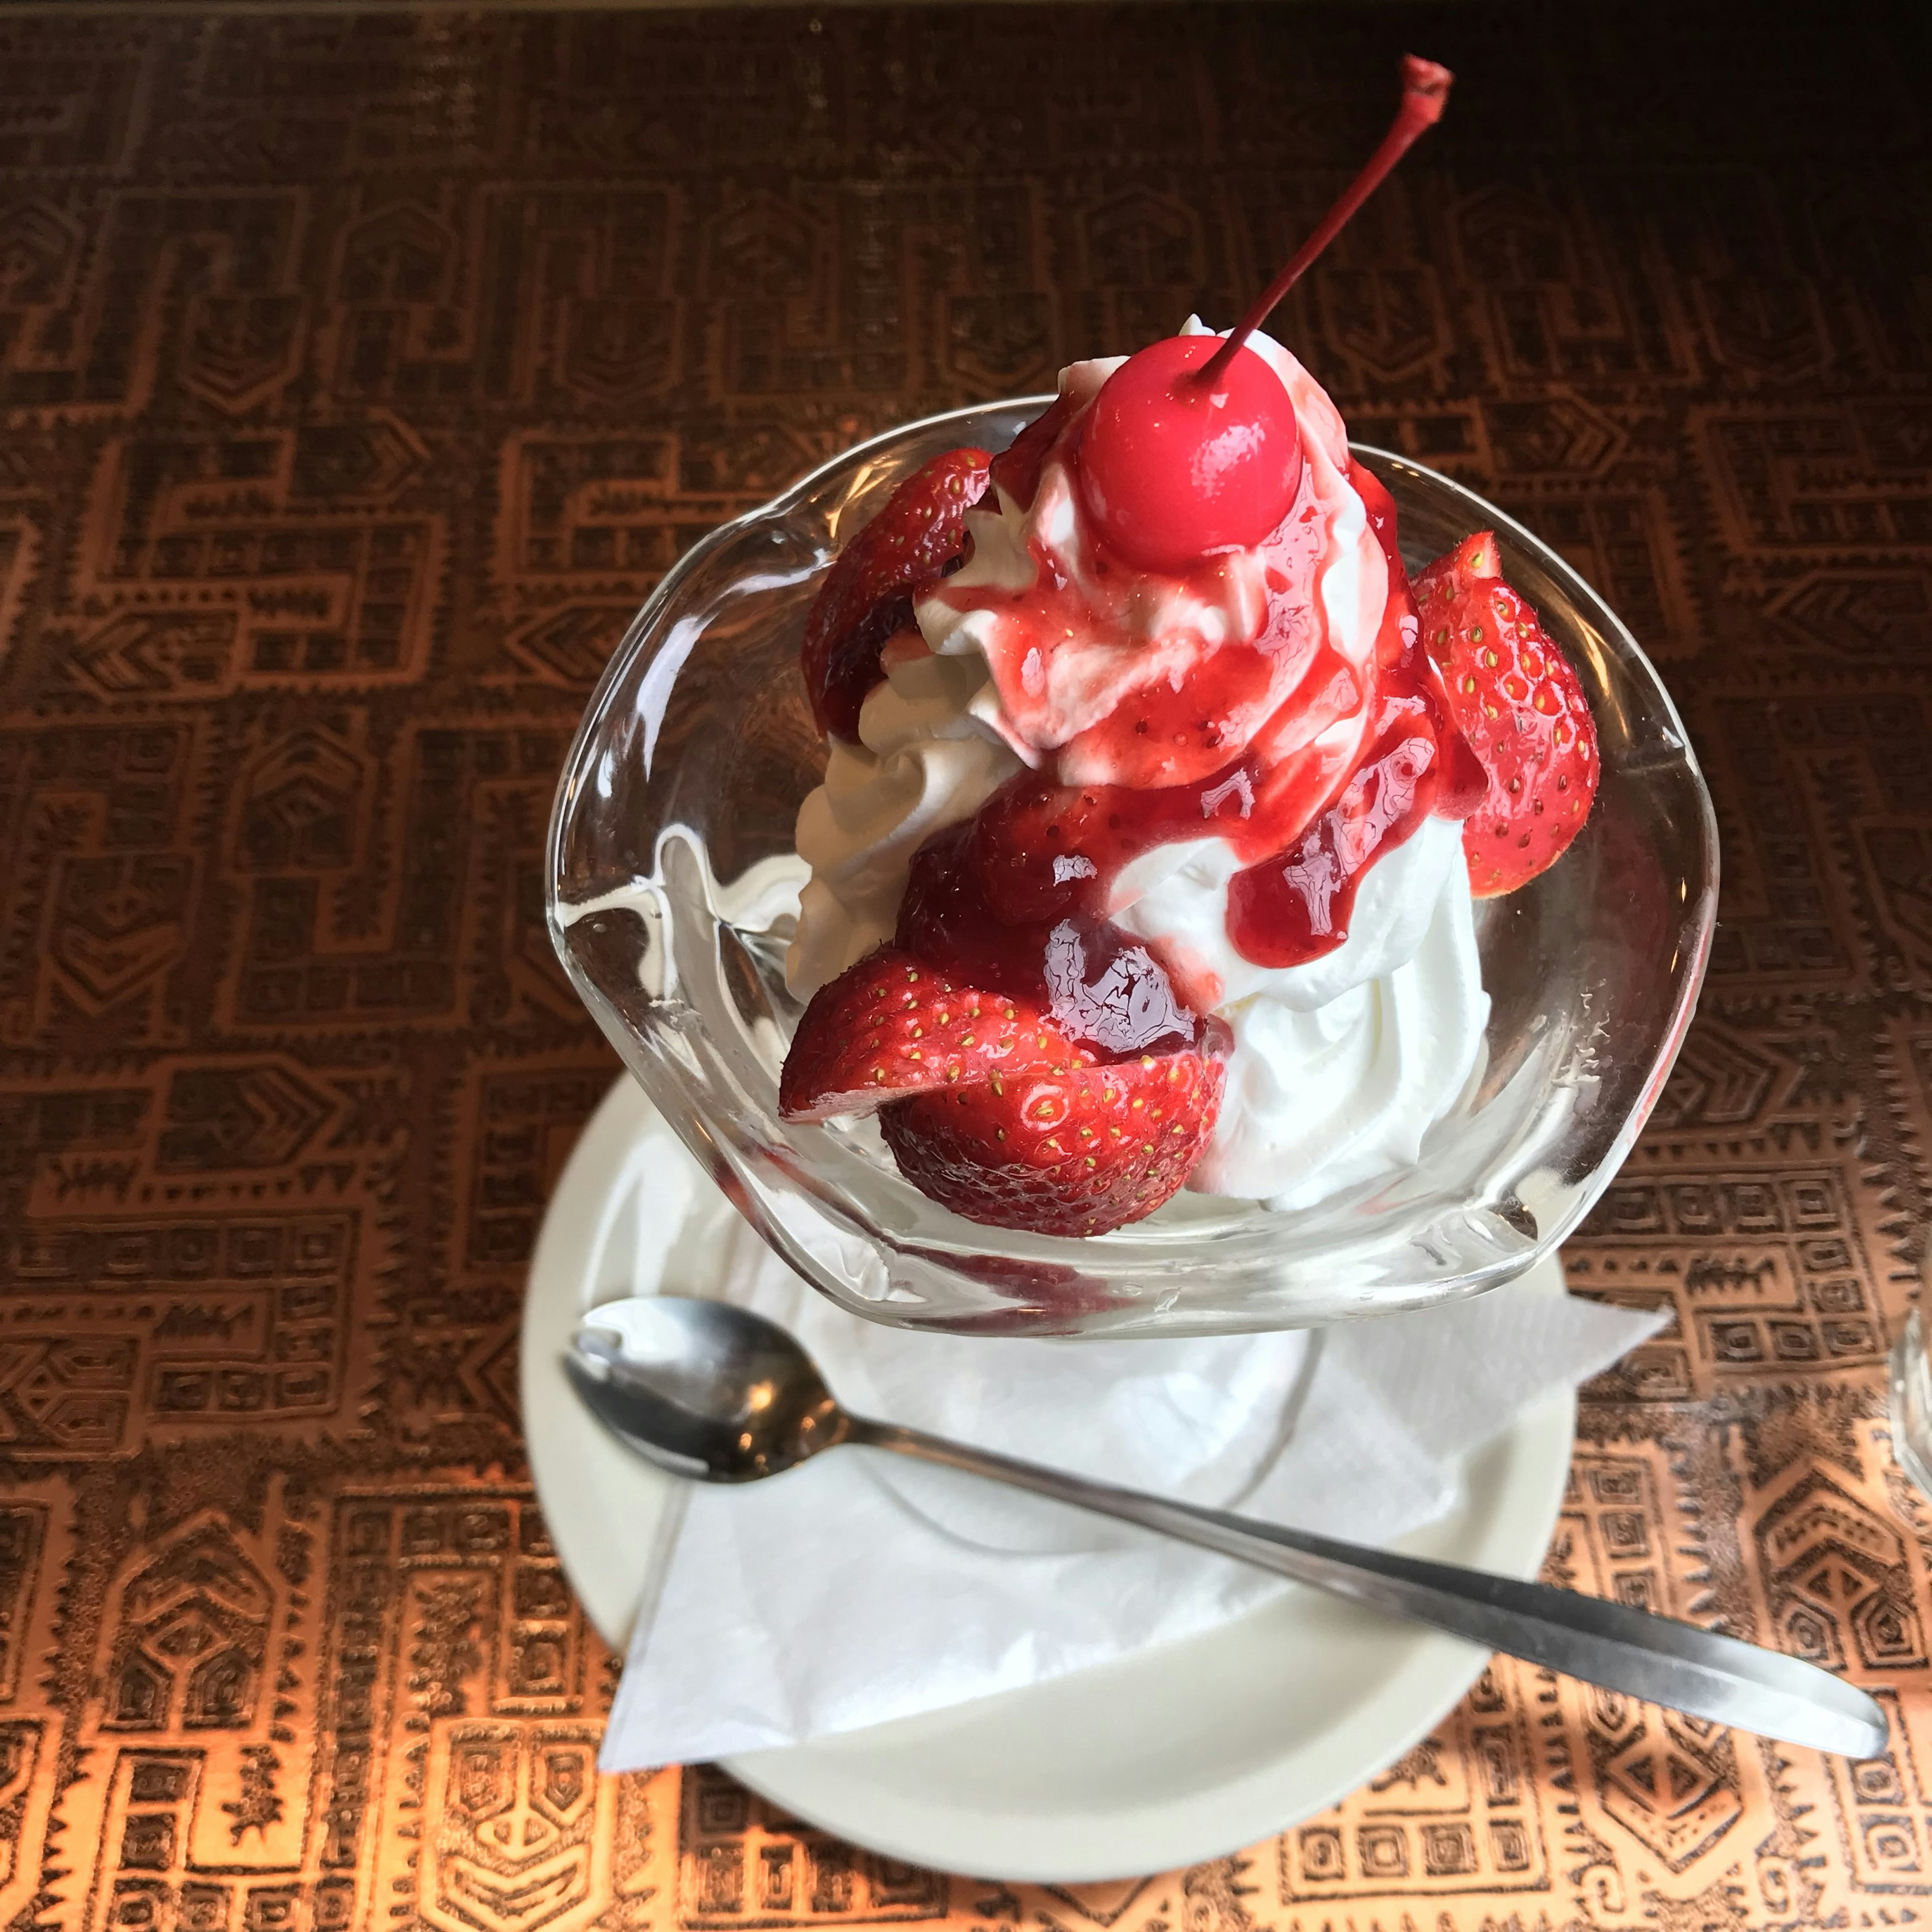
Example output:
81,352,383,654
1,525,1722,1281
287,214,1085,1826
591,1128,1662,1771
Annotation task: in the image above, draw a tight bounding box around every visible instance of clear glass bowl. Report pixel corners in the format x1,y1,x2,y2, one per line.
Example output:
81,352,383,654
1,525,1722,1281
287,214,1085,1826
546,401,1718,1338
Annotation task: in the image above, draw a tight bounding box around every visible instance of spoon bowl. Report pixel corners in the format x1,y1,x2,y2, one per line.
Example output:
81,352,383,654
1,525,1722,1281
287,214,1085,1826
571,1297,849,1482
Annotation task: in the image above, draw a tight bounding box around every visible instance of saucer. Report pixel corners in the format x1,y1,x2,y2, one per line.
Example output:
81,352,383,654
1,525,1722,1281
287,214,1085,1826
522,1073,1574,1882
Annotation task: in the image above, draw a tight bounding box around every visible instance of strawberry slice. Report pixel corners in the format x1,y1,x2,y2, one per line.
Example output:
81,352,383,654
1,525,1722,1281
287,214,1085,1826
879,1042,1225,1238
778,947,1086,1123
800,448,991,742
1415,532,1599,898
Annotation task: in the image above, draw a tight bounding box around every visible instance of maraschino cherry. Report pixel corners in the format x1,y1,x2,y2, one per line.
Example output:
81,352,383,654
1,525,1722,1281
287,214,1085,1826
1076,55,1454,576
1076,335,1301,575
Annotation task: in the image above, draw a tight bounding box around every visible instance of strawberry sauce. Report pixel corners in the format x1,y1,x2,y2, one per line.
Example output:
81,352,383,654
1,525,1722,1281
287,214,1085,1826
896,450,1480,1047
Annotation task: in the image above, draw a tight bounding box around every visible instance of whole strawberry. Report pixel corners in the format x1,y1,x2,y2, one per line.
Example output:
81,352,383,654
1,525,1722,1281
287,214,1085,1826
800,448,991,742
1415,532,1599,897
879,1044,1224,1238
778,948,1085,1123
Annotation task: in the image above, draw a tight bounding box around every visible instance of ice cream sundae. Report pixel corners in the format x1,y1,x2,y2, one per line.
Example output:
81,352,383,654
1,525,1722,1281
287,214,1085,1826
777,58,1600,1236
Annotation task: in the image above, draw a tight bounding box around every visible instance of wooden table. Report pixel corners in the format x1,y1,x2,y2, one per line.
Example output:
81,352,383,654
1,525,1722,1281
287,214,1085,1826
2,2,1928,1922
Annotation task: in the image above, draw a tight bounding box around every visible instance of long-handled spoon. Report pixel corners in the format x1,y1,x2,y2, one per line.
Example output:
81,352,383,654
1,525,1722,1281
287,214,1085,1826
566,1296,1886,1758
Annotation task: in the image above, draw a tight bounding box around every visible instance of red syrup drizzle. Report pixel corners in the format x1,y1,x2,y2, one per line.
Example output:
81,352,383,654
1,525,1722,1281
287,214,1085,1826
1221,461,1485,965
894,455,1484,1050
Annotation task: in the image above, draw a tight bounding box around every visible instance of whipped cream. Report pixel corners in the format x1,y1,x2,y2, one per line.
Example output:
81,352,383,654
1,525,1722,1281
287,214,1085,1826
1173,818,1488,1210
786,325,1489,1213
787,647,1020,997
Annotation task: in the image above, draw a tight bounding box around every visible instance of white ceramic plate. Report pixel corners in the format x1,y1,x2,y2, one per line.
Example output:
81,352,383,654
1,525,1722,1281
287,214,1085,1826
523,1075,1575,1882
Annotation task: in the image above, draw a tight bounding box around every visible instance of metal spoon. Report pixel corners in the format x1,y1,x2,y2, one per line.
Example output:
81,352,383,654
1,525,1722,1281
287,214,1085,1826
566,1296,1887,1758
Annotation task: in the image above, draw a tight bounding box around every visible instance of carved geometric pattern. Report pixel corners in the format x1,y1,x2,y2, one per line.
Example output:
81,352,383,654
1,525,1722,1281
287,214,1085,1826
1279,1687,1551,1898
1569,1156,1892,1399
679,1765,949,1923
2,12,1928,1932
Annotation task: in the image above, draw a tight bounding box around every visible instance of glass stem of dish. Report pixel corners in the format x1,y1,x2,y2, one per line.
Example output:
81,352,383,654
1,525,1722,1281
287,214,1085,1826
845,1416,1884,1757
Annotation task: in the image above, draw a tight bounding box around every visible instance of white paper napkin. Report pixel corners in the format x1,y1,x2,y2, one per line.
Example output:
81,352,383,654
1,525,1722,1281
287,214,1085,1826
592,1142,1663,1772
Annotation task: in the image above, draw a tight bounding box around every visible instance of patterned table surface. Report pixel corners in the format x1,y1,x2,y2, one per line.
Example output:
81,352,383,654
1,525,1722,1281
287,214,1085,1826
3,1,1930,1924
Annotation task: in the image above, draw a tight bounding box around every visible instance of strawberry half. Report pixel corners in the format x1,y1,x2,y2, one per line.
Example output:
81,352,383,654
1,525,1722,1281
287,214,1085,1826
778,947,1087,1123
1415,532,1600,898
800,447,991,742
879,1043,1225,1238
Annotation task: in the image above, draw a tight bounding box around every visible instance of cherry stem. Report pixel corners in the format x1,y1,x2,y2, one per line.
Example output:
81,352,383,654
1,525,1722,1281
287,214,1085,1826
1196,54,1453,388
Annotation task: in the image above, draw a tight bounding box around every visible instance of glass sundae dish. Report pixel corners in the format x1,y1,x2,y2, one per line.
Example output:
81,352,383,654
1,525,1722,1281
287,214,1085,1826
545,60,1717,1337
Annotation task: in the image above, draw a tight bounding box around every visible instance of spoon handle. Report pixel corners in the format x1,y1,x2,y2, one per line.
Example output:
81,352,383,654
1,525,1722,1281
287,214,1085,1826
851,1417,1886,1759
